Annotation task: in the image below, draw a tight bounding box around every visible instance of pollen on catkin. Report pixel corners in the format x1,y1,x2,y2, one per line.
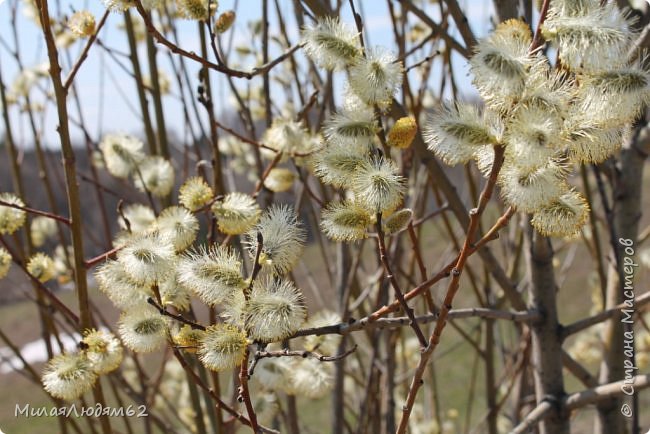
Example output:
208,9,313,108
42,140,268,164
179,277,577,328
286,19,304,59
541,1,632,73
579,66,650,127
101,0,135,12
503,106,560,171
263,118,310,157
159,272,192,311
383,208,413,235
211,192,261,235
95,259,152,309
27,252,56,283
424,103,499,165
245,276,306,342
323,108,377,146
82,329,123,375
470,20,539,109
531,189,590,238
263,168,295,193
0,247,12,279
30,216,58,248
313,142,369,188
348,46,403,107
387,117,417,149
178,176,214,211
246,205,306,275
215,10,236,33
0,193,27,235
175,0,216,20
42,353,97,401
498,162,568,213
68,10,96,37
561,117,626,164
118,203,156,234
287,358,334,399
301,310,341,355
252,353,293,392
117,232,176,285
172,325,205,353
198,323,248,371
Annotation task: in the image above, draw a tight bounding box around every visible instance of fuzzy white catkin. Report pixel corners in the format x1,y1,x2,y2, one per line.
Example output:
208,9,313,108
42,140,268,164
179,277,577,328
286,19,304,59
245,277,306,342
118,305,170,353
246,205,306,275
99,134,145,179
42,353,97,401
177,245,246,306
301,17,361,71
0,193,27,235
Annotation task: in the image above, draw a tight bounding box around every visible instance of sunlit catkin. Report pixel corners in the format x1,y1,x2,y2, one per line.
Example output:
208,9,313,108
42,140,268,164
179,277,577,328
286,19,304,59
245,277,306,342
42,353,97,401
198,324,248,371
246,205,306,275
0,193,27,235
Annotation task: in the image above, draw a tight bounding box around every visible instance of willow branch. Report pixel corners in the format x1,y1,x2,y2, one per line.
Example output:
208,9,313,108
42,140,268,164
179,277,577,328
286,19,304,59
510,374,650,434
396,145,506,433
562,291,650,339
133,0,298,80
64,10,110,90
376,213,427,347
0,199,71,225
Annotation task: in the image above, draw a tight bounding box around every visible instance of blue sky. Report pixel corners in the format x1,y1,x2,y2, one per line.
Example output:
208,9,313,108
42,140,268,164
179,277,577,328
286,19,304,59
0,0,496,148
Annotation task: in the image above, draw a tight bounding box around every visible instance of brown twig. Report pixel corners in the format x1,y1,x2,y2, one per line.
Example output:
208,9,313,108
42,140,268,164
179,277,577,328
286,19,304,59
84,246,123,268
530,0,552,52
147,297,207,331
0,235,80,326
214,120,314,158
396,145,506,433
290,306,538,339
510,374,650,434
64,10,110,90
238,351,260,433
252,153,284,198
133,0,299,80
376,213,428,347
248,345,358,376
561,291,650,339
0,199,71,225
170,346,277,433
368,204,514,323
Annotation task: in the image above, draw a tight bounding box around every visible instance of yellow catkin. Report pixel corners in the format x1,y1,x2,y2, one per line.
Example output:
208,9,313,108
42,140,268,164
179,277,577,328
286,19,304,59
215,10,235,33
387,117,417,149
68,11,96,37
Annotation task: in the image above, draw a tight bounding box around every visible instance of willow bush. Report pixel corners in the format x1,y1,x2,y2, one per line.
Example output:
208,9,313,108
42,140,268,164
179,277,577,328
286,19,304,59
0,0,649,433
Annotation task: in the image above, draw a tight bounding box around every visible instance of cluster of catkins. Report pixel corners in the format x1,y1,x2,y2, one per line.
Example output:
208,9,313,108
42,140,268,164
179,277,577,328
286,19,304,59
0,138,338,401
301,0,645,243
0,196,122,401
427,0,649,238
0,194,69,282
40,126,339,400
301,17,418,242
102,0,210,21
